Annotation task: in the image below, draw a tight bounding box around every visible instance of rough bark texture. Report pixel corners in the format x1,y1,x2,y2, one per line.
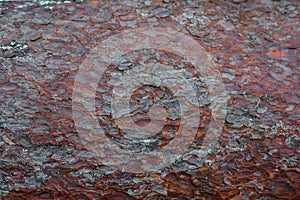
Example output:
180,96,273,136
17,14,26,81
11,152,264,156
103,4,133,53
0,0,299,199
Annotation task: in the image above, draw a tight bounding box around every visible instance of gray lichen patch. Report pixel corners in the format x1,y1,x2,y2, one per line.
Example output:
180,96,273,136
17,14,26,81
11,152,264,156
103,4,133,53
0,40,29,58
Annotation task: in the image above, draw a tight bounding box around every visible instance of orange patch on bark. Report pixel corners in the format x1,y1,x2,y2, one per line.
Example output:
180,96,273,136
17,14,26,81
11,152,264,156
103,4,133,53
267,50,286,57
